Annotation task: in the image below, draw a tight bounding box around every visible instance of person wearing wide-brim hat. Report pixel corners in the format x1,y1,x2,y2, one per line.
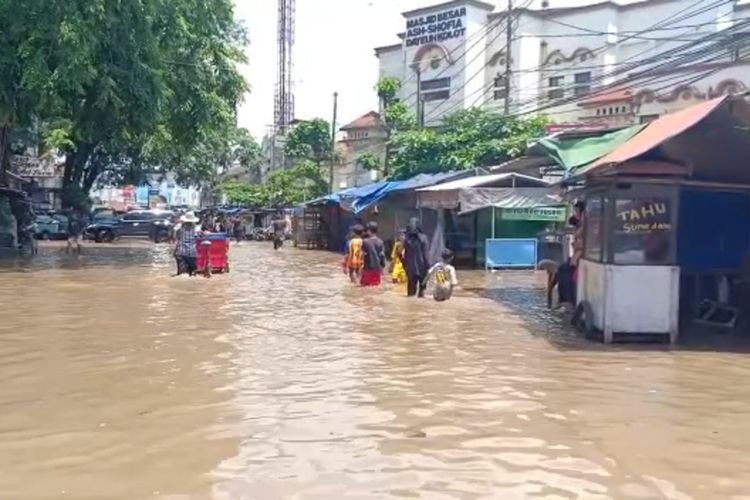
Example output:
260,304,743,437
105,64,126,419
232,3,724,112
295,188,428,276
174,212,199,276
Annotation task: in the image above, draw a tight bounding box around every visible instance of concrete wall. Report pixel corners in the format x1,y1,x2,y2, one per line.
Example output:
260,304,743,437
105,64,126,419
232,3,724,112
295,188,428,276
376,0,750,127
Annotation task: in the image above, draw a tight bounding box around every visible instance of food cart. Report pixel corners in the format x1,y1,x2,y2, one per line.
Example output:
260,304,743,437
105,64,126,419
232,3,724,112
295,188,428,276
569,96,750,344
575,179,680,343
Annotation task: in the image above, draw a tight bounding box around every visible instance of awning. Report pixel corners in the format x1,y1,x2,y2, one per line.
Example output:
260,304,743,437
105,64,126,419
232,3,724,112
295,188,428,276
351,171,472,214
579,96,729,176
457,187,564,215
417,173,550,209
531,124,645,172
418,172,548,192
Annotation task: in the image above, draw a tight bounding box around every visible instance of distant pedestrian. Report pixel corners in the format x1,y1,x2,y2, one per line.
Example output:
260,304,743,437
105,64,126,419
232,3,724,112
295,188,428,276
427,249,459,301
270,212,287,250
343,224,365,283
403,217,430,297
66,211,84,254
361,221,385,287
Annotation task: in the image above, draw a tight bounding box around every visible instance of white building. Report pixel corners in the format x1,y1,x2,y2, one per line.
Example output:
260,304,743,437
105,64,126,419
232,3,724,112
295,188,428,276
375,0,750,128
334,111,387,189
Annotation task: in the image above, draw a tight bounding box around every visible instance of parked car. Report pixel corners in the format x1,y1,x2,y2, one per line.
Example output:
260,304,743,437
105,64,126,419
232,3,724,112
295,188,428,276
85,209,174,243
34,214,69,240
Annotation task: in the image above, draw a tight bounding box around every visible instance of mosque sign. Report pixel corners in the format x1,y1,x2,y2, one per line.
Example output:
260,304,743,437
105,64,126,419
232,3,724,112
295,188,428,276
405,7,467,47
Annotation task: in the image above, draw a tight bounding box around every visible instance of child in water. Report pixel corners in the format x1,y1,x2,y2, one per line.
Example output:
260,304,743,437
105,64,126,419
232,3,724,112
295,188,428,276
427,249,459,301
343,224,365,283
390,229,407,284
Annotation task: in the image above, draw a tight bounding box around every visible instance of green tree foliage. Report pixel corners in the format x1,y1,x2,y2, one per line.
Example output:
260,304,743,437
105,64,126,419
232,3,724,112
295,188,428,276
390,108,548,179
356,152,381,171
222,160,327,207
284,119,332,165
0,0,248,208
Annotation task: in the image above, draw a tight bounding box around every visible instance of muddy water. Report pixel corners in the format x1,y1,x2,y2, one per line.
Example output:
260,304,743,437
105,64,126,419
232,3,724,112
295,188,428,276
1,242,750,499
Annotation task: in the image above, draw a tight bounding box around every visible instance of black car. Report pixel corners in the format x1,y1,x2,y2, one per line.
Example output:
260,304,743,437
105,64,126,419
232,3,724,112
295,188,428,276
85,209,174,243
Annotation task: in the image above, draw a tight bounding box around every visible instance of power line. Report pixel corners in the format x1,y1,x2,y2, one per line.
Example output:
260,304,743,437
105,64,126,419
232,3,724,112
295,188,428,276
421,0,734,123
422,0,534,122
504,7,750,114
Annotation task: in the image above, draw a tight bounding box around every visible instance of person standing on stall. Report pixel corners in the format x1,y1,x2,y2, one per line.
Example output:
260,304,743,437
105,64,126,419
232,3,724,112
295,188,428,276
403,217,430,297
361,221,386,287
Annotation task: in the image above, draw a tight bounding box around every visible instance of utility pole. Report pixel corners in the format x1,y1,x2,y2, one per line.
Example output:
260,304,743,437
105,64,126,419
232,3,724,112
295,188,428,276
329,91,338,193
413,63,423,127
504,0,513,115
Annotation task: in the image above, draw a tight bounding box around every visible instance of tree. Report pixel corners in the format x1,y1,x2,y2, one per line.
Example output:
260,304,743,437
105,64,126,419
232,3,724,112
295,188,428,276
0,0,248,208
284,119,332,166
232,128,265,179
375,77,415,176
356,152,381,171
390,108,548,179
222,159,327,207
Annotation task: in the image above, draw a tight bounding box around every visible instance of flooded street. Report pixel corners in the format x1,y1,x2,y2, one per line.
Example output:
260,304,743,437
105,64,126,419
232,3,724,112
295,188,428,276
2,242,750,499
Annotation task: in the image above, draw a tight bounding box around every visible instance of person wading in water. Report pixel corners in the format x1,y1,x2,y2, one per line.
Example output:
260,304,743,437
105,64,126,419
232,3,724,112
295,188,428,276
174,212,199,276
403,217,430,297
270,212,287,250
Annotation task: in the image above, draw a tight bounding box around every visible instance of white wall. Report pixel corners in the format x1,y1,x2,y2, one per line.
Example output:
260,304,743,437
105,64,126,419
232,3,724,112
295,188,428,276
376,0,750,127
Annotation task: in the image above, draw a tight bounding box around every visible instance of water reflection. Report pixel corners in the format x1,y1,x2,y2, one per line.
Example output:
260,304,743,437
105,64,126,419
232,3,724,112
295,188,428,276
0,242,749,499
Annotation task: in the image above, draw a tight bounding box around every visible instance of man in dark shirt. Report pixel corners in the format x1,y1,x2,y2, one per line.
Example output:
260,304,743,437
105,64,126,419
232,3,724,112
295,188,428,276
361,221,386,287
403,217,430,297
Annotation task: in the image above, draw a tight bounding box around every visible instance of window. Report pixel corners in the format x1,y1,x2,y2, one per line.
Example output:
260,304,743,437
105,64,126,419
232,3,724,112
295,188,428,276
613,198,672,265
640,114,659,124
420,77,451,102
493,74,508,100
584,197,603,262
573,72,591,97
548,76,564,100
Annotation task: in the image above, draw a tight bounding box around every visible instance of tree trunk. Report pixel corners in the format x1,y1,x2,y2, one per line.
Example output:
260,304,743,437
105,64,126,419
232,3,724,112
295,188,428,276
0,125,9,187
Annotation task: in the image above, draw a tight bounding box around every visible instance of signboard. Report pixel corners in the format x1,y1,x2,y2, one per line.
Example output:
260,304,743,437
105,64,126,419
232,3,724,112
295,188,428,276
544,123,610,134
501,206,567,222
10,155,57,177
405,7,466,47
616,199,671,233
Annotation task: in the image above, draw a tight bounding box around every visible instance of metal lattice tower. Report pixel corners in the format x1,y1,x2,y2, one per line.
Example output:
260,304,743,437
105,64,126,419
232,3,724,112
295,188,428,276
274,0,295,136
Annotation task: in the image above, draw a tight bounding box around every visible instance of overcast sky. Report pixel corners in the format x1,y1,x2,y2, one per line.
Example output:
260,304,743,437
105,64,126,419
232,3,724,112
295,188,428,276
232,0,606,139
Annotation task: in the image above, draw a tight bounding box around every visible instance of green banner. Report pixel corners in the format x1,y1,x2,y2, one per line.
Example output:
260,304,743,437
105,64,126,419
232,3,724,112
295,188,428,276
500,206,567,222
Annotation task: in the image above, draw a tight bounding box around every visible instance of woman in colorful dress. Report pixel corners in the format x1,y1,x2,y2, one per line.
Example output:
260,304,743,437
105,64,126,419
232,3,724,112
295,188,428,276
390,229,407,284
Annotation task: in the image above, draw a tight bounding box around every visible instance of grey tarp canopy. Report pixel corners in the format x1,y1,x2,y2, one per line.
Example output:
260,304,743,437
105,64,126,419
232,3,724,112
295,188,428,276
455,187,564,215
416,173,551,210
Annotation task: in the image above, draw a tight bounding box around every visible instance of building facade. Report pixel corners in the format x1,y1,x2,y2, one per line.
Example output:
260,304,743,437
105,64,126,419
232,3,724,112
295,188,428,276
333,111,387,189
375,0,750,128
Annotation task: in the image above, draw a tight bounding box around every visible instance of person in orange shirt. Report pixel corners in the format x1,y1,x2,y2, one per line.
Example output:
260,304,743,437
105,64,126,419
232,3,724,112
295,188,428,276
343,224,365,283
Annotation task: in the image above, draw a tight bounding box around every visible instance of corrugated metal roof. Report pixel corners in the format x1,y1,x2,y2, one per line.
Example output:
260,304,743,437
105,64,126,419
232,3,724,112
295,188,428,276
582,96,728,175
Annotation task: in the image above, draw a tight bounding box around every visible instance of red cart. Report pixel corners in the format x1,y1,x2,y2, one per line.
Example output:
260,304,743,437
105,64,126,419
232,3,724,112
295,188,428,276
196,233,230,273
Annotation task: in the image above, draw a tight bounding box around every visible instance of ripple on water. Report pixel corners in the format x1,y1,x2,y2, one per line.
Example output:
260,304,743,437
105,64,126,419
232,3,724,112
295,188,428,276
1,242,750,499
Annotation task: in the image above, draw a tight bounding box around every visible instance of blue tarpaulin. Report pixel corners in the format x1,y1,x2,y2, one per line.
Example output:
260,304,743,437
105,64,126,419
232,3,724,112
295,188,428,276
304,172,475,213
350,172,472,214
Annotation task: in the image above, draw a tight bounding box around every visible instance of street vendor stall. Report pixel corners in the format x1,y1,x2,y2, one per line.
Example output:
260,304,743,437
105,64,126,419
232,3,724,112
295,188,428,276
417,174,564,267
570,95,750,344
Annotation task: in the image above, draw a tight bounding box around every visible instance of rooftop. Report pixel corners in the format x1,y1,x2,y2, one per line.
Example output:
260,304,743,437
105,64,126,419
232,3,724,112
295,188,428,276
340,111,382,131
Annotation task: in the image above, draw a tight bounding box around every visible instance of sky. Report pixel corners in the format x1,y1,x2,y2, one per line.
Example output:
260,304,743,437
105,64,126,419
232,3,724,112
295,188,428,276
233,0,428,139
231,0,606,139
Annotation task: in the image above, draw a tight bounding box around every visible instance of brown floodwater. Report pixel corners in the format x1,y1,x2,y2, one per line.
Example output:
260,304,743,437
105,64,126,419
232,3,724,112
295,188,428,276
1,241,750,499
